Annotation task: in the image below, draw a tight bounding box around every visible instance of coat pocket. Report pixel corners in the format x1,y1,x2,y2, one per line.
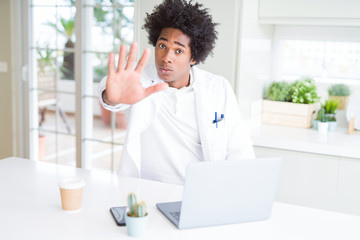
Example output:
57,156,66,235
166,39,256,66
210,123,227,161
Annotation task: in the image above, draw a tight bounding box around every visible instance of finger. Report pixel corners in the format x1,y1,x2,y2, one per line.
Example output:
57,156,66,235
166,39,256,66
125,42,138,70
117,45,127,72
144,83,168,97
135,48,151,73
108,52,115,75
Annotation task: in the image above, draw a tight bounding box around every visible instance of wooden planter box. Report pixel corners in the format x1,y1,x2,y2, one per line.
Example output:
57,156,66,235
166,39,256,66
262,100,319,128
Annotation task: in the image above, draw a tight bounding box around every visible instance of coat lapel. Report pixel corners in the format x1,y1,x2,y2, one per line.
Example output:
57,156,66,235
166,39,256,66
193,67,225,162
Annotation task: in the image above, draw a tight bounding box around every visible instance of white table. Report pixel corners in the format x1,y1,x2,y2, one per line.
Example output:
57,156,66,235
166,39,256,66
1,157,360,240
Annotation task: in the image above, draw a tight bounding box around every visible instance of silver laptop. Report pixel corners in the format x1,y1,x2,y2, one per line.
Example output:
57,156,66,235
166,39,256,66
156,157,282,229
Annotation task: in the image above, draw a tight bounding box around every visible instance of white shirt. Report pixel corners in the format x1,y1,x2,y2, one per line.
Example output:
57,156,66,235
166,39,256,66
98,65,256,184
140,71,204,185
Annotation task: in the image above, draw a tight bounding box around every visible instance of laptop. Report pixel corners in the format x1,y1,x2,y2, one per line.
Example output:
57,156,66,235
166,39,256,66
156,157,282,229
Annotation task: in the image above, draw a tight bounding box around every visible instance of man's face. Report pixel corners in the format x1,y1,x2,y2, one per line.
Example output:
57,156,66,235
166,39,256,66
155,28,196,89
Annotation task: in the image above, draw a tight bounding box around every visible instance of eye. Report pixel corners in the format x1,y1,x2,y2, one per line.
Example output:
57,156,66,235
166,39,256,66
176,49,183,54
159,43,165,49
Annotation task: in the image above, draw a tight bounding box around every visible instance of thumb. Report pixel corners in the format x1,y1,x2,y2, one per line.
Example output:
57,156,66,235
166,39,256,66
144,83,169,97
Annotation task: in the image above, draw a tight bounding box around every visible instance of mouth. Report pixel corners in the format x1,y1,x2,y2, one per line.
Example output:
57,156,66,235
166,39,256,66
159,66,173,73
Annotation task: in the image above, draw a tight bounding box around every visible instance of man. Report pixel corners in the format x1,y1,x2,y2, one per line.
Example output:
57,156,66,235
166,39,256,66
99,0,255,185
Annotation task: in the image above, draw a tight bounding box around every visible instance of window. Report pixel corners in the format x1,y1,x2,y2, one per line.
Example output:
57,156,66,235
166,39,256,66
273,26,360,86
280,40,360,83
29,0,134,171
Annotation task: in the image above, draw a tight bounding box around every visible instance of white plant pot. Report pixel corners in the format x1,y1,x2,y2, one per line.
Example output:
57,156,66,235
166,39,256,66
125,213,149,237
317,121,329,134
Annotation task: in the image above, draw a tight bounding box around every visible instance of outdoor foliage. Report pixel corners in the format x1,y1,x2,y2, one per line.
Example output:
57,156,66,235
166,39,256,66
47,17,75,80
44,0,134,81
37,47,56,74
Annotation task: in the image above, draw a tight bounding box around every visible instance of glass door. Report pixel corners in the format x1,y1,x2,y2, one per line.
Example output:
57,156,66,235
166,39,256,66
28,0,134,171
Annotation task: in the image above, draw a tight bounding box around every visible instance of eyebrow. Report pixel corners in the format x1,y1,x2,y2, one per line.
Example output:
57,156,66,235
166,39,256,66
158,37,187,49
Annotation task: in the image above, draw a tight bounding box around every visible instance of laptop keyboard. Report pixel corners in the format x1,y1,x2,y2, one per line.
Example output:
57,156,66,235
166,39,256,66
169,211,181,221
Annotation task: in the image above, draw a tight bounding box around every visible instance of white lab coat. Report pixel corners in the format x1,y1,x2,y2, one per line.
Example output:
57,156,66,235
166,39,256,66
98,65,255,178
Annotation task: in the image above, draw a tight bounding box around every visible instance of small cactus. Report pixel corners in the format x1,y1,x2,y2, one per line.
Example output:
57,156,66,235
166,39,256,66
317,108,326,122
136,202,147,217
127,193,137,217
127,193,147,217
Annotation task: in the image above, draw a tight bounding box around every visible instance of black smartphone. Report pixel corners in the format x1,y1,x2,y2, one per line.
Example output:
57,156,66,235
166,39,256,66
110,206,127,226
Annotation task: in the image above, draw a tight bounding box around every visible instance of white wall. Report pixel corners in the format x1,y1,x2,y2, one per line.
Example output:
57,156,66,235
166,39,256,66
236,0,274,120
0,0,15,159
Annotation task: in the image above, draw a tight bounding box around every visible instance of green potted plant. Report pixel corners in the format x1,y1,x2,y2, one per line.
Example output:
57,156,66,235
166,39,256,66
262,78,320,128
324,99,339,131
317,108,328,134
266,81,292,102
328,84,350,109
289,78,320,104
125,193,148,238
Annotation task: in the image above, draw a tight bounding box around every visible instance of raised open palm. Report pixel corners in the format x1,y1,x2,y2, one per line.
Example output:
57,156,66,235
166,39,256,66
103,42,168,105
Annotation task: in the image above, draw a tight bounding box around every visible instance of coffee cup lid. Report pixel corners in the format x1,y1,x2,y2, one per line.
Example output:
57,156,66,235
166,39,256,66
59,177,85,189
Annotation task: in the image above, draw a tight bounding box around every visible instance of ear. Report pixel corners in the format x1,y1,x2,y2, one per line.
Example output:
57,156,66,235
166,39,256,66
190,58,197,66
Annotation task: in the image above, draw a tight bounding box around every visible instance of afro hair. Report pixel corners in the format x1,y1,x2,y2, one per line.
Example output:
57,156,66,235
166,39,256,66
143,0,218,65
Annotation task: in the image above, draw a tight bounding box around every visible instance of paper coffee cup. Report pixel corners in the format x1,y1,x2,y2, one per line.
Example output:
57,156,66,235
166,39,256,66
59,177,85,211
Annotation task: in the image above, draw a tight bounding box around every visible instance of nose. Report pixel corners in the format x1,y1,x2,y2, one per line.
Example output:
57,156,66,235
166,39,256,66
162,50,173,63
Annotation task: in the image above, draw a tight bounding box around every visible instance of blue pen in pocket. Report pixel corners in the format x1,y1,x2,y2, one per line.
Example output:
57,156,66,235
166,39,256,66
215,112,218,128
213,112,225,128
